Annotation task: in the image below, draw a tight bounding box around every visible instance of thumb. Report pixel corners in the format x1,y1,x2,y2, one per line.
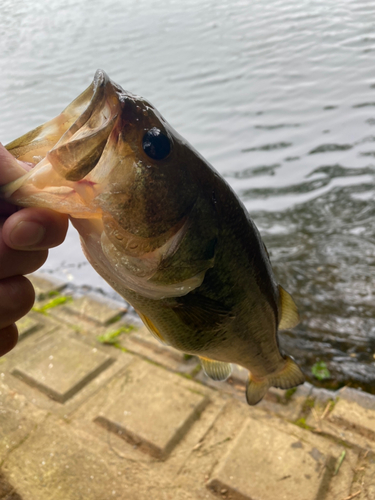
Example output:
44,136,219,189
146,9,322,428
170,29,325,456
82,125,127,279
0,143,29,185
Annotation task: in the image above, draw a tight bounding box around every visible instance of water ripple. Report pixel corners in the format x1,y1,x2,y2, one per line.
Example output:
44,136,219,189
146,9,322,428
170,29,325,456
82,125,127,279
242,142,292,152
309,144,352,154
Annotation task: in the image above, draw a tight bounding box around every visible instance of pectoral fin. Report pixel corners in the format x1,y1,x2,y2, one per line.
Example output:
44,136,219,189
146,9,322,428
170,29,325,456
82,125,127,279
172,294,233,330
136,311,168,345
278,285,300,330
199,356,232,381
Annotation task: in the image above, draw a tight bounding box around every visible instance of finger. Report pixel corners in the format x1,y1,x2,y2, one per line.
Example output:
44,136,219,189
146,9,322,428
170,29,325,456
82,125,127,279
0,143,29,184
0,276,35,329
0,323,18,357
2,207,69,250
0,143,30,216
0,236,48,280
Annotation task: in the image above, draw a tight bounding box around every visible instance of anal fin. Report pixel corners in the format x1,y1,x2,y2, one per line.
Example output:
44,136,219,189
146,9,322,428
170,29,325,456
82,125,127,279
199,356,232,381
246,376,269,406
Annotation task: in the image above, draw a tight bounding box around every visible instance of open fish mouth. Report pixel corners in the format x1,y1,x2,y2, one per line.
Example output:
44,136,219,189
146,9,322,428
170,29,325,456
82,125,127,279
1,70,125,218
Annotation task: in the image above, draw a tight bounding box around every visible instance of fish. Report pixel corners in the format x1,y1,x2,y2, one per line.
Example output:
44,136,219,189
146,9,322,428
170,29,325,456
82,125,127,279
0,69,304,405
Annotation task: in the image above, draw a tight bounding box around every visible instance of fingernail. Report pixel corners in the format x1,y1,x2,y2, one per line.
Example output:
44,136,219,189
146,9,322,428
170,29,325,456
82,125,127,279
9,221,46,247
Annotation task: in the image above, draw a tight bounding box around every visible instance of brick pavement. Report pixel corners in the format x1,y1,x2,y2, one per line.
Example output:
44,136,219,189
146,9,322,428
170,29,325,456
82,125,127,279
0,273,374,500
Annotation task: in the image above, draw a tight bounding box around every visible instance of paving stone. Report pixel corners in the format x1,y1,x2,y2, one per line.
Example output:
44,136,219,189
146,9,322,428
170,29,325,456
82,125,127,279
271,413,357,498
3,282,375,499
330,398,375,441
1,416,126,500
1,411,221,500
350,452,375,500
65,294,127,325
27,272,66,300
207,416,347,500
15,315,41,340
94,360,209,459
73,372,226,481
47,304,105,332
11,335,114,403
301,387,338,431
362,455,375,500
257,384,313,421
304,411,375,454
128,325,186,362
0,471,24,500
338,386,375,410
47,305,97,332
122,325,198,374
2,317,61,370
0,380,47,462
3,325,132,417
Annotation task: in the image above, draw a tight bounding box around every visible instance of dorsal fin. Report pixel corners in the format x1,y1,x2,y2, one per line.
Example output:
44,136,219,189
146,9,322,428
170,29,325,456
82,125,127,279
278,285,300,330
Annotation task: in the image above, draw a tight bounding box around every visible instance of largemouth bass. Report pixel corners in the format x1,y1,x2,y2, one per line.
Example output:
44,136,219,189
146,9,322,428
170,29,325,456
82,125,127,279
1,70,304,405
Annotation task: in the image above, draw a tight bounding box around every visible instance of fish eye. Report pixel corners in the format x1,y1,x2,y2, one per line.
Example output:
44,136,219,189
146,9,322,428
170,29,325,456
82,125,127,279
142,127,171,160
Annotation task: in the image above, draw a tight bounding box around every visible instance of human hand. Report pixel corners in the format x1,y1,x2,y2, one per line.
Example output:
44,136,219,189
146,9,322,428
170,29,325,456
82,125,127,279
0,144,68,356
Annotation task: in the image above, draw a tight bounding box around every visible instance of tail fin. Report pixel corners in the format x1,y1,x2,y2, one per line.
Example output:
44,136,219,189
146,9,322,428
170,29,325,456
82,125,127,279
246,356,305,406
269,356,305,389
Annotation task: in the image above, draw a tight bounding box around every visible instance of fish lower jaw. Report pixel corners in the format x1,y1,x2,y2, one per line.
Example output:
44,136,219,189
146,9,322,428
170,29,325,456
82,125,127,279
9,185,102,218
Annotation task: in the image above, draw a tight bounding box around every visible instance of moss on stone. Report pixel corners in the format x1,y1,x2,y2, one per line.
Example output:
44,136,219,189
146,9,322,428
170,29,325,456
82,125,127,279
32,295,73,313
285,387,297,400
97,325,135,344
294,417,314,431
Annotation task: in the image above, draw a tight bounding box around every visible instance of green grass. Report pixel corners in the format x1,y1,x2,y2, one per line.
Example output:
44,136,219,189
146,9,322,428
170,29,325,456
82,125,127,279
302,397,316,410
294,417,314,431
285,387,297,400
311,360,331,381
190,364,202,378
334,450,346,475
97,325,135,344
32,295,73,313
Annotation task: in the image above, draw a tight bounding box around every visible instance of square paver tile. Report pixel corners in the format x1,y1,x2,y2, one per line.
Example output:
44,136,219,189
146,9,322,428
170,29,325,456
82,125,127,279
27,272,66,299
16,315,41,340
12,336,114,403
65,294,127,325
95,362,209,459
208,416,342,500
330,398,375,440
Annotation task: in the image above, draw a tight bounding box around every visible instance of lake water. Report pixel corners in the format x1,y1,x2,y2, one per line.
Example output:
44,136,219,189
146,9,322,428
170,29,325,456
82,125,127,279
1,0,375,392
